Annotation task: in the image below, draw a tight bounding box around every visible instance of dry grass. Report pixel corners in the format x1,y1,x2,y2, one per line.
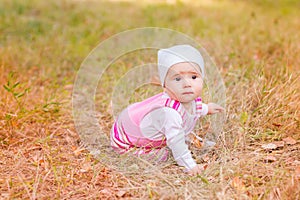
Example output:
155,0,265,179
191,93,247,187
0,0,299,199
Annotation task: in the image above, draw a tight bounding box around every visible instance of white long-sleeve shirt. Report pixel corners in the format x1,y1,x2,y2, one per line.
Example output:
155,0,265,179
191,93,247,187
140,93,208,170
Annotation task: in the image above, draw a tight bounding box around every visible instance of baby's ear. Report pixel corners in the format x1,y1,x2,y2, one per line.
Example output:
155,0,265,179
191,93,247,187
150,75,161,86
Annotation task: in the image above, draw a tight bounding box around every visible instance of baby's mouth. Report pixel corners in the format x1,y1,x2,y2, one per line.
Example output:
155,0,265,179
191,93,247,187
182,92,194,95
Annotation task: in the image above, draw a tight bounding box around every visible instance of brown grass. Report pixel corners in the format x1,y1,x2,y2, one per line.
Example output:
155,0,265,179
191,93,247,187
1,0,299,199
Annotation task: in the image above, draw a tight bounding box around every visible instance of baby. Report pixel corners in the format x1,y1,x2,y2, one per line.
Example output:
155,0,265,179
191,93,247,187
110,45,224,175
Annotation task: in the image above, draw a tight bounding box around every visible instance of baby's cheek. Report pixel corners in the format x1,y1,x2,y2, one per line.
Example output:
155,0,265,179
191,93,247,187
195,87,202,96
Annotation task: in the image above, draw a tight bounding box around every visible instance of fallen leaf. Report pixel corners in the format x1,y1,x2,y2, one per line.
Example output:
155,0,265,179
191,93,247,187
261,143,277,150
202,154,210,162
193,139,203,148
203,164,208,170
39,159,45,165
282,137,297,145
79,163,92,173
231,176,245,191
192,135,203,148
272,122,282,127
264,155,277,162
100,188,112,195
116,190,127,198
272,141,285,148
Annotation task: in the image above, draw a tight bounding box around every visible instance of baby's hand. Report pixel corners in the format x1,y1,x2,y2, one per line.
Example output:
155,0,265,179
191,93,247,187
188,164,205,176
207,103,225,115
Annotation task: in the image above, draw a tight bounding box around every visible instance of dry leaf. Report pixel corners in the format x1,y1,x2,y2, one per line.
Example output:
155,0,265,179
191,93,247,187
116,190,127,198
100,188,112,195
231,176,245,191
202,154,210,162
39,159,45,165
261,143,277,150
203,155,210,162
194,139,203,148
264,155,277,162
79,163,92,173
282,137,297,145
192,135,203,148
272,141,285,148
272,122,282,127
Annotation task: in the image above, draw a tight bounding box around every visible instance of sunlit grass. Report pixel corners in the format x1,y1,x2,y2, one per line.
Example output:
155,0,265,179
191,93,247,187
0,0,299,199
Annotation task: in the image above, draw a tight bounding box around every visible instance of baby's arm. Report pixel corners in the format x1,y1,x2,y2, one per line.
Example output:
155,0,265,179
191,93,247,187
160,108,198,172
141,108,203,174
166,126,197,171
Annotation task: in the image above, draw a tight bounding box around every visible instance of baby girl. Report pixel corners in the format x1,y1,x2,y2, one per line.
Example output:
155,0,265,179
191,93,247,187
110,45,224,175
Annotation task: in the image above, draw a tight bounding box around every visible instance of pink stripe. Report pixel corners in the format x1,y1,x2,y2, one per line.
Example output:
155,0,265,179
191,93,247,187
113,122,122,142
112,134,127,149
116,123,165,150
173,101,179,110
120,123,132,144
176,101,180,109
113,122,129,149
165,99,169,106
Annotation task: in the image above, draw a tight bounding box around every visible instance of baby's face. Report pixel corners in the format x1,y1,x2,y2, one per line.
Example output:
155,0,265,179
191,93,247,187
164,62,203,103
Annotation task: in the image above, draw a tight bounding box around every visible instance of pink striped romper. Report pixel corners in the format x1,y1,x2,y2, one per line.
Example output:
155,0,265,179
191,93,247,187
110,92,203,163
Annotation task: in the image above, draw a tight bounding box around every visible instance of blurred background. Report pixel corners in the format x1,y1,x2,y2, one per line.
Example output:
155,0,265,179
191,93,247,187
0,0,299,199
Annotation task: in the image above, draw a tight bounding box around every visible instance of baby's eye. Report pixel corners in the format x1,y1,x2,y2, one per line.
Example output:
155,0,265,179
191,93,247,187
192,75,197,79
175,77,181,81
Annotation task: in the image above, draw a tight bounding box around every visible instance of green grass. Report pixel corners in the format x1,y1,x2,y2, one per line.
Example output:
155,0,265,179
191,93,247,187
0,0,299,199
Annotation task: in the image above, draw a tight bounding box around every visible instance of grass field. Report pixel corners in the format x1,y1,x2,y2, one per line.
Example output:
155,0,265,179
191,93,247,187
0,0,299,199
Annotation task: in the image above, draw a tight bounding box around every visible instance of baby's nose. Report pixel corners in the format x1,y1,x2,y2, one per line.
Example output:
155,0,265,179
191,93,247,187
182,78,191,87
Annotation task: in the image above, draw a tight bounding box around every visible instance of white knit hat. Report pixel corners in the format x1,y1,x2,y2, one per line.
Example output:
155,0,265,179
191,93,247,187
157,44,205,86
